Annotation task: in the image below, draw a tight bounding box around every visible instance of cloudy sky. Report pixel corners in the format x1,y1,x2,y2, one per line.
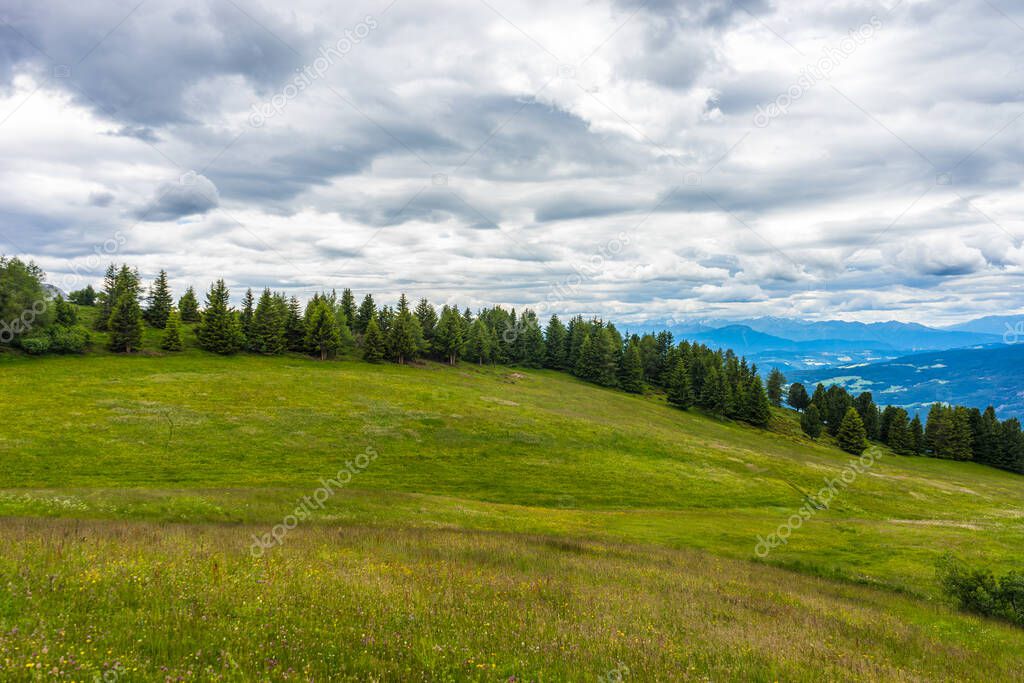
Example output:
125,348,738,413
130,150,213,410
1,0,1022,326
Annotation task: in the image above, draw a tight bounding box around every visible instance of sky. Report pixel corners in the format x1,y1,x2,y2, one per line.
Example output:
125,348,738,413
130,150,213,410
1,0,1022,327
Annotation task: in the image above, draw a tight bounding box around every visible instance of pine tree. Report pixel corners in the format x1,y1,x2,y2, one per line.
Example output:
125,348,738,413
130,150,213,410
854,392,880,441
144,269,174,328
107,291,143,353
161,309,184,351
240,288,256,350
387,294,423,364
339,288,357,333
543,315,567,369
305,297,340,360
414,298,438,353
787,382,810,411
766,368,785,407
744,375,773,427
519,311,546,368
801,404,823,439
285,296,305,352
909,413,924,455
362,315,385,363
434,306,464,365
619,341,644,394
355,294,376,335
886,408,912,454
924,403,947,456
465,318,491,364
178,287,201,323
251,288,286,354
837,407,868,455
53,295,78,327
667,357,694,408
95,264,119,330
196,279,242,354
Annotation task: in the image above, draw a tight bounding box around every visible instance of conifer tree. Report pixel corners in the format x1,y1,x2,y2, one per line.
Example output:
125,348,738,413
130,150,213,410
53,295,78,327
886,407,912,454
108,291,143,352
909,413,924,455
305,297,340,360
196,279,242,354
787,382,810,411
854,392,880,441
465,317,491,364
178,287,201,323
667,357,695,408
251,288,286,354
362,315,385,363
144,269,174,328
801,404,823,439
339,288,357,333
744,375,773,427
543,315,567,369
619,341,645,394
161,309,183,351
434,305,464,365
766,368,786,407
387,294,423,364
837,407,868,455
414,298,438,353
519,310,546,368
95,264,119,330
285,296,305,351
355,294,376,334
240,288,256,349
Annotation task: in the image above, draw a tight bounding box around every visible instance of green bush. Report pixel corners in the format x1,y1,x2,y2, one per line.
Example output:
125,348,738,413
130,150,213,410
49,324,91,353
19,333,51,355
938,555,1024,626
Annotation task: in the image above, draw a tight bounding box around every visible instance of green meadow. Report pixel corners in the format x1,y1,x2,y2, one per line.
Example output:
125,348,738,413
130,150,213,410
2,339,1024,680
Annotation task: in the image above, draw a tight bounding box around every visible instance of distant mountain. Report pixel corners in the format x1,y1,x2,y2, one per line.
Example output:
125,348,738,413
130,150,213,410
791,344,1024,418
687,324,896,354
943,314,1024,340
629,316,1001,352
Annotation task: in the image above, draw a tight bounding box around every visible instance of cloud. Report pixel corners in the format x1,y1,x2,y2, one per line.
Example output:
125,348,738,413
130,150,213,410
133,173,220,222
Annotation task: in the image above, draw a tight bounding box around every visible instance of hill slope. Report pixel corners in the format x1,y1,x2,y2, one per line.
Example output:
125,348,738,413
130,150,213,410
1,352,1024,679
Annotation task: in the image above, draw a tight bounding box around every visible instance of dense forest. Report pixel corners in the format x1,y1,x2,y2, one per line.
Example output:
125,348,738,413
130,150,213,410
2,256,1022,474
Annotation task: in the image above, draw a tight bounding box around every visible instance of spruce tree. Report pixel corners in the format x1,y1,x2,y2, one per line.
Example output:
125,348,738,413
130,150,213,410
667,357,694,408
305,297,340,360
196,279,242,354
414,298,438,353
95,264,119,330
434,306,464,365
387,294,423,364
251,288,286,354
178,287,201,323
161,309,184,351
801,404,823,439
787,382,810,411
886,408,912,454
465,318,491,364
837,407,868,455
909,413,924,455
53,295,78,326
766,368,785,407
744,375,772,427
543,315,567,369
285,296,305,351
619,341,645,394
107,291,143,353
144,269,174,328
240,288,256,350
339,288,357,333
362,315,385,363
520,311,546,368
355,294,376,335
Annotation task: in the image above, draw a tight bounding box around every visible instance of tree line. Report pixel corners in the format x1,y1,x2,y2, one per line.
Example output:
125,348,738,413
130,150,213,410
3,257,1022,475
780,370,1024,474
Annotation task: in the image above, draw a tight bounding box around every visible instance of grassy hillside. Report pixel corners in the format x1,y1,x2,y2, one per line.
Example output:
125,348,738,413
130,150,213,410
1,347,1024,679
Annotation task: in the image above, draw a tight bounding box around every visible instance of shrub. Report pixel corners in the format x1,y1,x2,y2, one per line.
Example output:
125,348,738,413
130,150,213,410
49,325,91,354
938,555,1024,626
19,333,51,355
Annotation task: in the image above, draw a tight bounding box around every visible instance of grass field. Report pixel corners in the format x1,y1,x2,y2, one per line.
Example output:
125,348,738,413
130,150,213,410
2,336,1024,680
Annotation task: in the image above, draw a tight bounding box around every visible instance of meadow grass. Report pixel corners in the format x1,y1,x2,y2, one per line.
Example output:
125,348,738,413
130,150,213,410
1,346,1024,679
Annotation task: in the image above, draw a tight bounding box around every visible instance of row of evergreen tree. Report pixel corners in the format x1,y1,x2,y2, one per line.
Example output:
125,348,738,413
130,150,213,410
22,260,1024,475
781,376,1024,474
